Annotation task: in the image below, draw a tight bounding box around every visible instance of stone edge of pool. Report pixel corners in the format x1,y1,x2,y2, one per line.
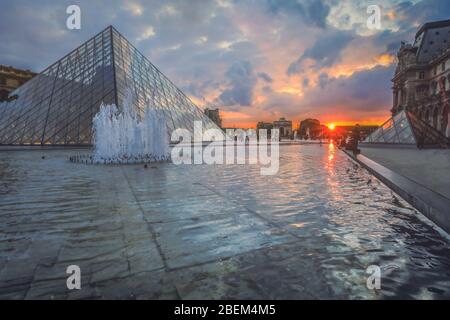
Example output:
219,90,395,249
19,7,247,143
343,149,450,235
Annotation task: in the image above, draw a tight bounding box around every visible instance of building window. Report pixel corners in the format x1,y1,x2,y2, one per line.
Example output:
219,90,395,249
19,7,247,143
6,79,19,87
431,82,437,95
419,71,425,79
442,62,446,72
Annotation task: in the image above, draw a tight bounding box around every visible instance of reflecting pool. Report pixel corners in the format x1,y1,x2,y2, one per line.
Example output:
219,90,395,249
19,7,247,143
0,144,449,299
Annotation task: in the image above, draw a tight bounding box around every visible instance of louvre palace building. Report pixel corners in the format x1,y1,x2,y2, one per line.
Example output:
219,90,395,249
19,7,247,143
392,19,450,136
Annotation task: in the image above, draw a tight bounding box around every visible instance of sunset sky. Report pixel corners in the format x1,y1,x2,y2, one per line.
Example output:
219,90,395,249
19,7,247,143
1,0,449,128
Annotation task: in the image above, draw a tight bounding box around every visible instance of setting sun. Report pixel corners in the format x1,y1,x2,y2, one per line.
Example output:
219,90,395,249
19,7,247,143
328,123,336,130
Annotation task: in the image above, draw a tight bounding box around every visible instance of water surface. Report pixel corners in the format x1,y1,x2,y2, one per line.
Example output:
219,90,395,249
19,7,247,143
0,144,449,299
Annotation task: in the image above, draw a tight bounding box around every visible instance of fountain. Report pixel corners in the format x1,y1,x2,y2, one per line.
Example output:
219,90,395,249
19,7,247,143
70,91,170,164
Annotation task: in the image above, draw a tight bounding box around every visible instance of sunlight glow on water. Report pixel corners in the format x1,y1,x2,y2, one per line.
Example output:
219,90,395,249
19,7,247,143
0,144,449,299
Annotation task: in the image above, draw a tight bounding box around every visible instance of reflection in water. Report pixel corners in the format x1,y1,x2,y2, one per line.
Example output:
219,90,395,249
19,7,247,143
326,141,343,203
328,140,335,164
204,144,450,299
0,145,449,299
290,222,310,228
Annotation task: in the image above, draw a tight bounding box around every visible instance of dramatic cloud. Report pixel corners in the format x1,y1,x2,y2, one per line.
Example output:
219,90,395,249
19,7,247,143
0,0,447,127
287,29,354,75
257,72,273,83
218,61,257,108
265,0,331,28
301,65,395,115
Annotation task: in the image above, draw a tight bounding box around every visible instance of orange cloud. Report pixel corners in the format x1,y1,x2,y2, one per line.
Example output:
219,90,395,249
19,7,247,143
221,110,252,120
386,11,397,20
185,5,398,130
328,54,396,78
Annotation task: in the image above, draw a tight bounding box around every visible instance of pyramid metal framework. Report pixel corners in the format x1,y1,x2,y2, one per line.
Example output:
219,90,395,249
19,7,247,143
0,26,220,145
363,110,450,148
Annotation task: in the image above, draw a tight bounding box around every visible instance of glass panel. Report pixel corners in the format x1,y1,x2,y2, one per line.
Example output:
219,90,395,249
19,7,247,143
371,128,384,142
0,26,221,145
382,119,393,130
397,126,416,144
364,111,419,144
382,126,397,142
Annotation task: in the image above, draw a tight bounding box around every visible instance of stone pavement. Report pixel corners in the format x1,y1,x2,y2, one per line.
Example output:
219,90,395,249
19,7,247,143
1,146,450,299
0,148,336,299
360,147,450,199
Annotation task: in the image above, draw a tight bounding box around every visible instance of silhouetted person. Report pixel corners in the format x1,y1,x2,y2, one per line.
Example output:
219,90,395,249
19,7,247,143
417,135,424,149
352,124,361,154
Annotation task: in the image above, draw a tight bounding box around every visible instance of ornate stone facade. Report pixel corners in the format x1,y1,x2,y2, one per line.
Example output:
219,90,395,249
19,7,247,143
0,65,36,102
392,20,450,136
273,117,292,138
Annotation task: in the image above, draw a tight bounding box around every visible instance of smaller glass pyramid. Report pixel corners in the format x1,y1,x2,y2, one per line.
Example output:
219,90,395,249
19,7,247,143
363,110,450,148
364,111,415,144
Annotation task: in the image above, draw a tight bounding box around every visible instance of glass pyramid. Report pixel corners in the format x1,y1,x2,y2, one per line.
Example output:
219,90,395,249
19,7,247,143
363,110,450,147
0,26,220,145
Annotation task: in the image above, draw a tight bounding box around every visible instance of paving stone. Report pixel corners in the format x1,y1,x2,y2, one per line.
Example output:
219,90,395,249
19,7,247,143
89,259,131,283
24,239,61,265
25,279,69,300
0,283,29,299
93,270,173,299
0,257,36,290
168,242,336,299
67,285,102,300
153,209,295,270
